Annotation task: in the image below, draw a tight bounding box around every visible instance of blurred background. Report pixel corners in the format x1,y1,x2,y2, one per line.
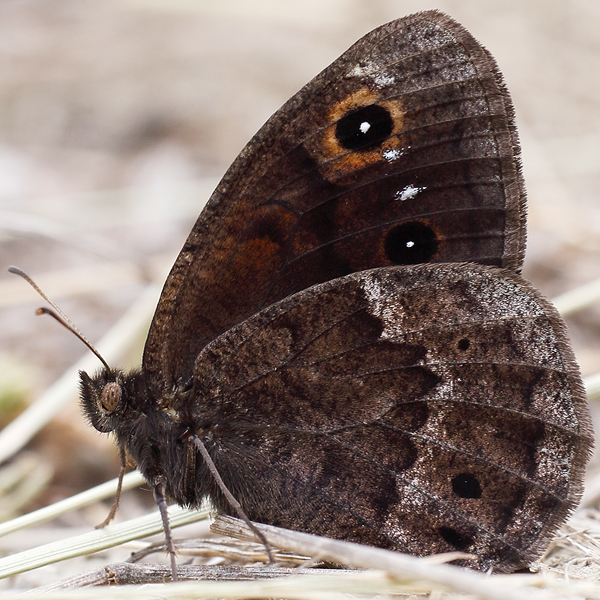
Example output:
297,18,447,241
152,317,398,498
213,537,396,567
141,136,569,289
0,0,599,585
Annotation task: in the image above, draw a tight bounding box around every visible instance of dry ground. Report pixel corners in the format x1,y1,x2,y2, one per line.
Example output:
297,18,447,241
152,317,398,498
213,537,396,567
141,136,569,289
0,0,599,593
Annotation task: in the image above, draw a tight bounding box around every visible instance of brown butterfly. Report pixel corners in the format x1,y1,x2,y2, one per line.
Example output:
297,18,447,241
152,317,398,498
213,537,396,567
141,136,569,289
74,10,592,575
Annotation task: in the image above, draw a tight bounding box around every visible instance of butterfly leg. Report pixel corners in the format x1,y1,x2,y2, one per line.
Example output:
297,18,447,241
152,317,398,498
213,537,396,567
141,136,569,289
95,443,127,529
153,482,179,582
188,433,275,564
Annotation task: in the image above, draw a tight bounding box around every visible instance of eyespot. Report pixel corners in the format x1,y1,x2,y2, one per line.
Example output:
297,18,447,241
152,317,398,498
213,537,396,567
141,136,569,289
335,104,394,151
451,473,482,499
439,526,473,550
457,338,470,351
100,382,121,414
384,221,439,264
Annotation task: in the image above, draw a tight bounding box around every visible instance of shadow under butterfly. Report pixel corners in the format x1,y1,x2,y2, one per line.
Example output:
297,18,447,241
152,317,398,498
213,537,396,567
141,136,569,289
53,9,594,576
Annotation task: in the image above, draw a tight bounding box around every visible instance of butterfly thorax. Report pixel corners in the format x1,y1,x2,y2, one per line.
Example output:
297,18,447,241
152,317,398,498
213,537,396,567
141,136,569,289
79,367,226,507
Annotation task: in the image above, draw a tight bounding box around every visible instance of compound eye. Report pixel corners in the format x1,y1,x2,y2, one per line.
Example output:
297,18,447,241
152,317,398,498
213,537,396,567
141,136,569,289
100,382,121,414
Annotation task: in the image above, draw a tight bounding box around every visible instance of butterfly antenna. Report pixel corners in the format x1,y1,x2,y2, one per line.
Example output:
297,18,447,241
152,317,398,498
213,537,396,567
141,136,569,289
8,266,110,370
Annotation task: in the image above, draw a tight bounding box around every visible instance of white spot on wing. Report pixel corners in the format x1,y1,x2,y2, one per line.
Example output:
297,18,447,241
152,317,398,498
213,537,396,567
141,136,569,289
359,121,371,134
382,148,403,162
395,185,426,202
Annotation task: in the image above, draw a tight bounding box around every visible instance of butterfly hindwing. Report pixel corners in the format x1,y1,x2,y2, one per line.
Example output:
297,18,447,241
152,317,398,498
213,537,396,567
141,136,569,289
175,264,591,573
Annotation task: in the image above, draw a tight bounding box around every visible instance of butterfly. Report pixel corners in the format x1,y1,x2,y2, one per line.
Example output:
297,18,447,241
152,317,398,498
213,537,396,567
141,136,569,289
76,10,592,575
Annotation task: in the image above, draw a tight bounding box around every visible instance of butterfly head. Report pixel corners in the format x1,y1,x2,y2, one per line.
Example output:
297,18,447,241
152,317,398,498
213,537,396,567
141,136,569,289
79,368,129,433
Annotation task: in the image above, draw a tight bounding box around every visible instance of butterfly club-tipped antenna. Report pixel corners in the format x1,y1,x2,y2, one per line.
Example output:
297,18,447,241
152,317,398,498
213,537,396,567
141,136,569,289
8,266,129,504
8,266,130,513
8,266,133,529
8,266,110,370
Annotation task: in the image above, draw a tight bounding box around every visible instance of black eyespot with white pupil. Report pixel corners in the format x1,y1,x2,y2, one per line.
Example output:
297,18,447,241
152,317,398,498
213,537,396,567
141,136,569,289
384,221,439,265
335,104,393,151
100,382,121,414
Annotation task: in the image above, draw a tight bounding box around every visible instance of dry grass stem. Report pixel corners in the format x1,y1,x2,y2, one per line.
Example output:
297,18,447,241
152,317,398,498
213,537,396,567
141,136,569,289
0,503,210,579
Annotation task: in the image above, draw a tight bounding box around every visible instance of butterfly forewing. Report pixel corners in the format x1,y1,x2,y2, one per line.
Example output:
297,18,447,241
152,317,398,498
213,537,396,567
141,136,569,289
143,10,526,388
182,264,591,573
